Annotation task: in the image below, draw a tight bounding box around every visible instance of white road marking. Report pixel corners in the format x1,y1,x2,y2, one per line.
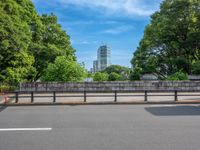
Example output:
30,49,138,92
0,128,52,131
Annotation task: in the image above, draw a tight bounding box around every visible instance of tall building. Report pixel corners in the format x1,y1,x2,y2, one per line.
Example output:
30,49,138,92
97,45,111,71
93,60,98,73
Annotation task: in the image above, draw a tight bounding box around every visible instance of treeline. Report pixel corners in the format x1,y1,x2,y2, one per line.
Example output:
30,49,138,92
0,0,85,84
92,65,131,81
131,0,200,80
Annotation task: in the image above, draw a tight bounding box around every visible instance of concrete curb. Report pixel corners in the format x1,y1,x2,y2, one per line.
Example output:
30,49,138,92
1,101,200,106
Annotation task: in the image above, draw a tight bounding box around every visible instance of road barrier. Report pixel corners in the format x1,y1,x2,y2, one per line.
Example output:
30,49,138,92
3,90,200,104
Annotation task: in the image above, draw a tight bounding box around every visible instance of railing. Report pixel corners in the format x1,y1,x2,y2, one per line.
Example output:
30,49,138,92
3,90,200,104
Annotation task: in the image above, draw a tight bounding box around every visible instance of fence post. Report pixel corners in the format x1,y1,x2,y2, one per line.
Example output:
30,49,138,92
31,92,34,103
15,92,18,103
114,91,117,102
53,91,56,103
84,91,87,102
144,91,148,102
174,91,178,101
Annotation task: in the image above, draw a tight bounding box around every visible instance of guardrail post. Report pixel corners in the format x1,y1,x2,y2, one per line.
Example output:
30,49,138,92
53,91,56,103
15,92,18,103
144,91,148,102
84,91,87,102
174,91,178,101
114,91,117,102
31,92,34,103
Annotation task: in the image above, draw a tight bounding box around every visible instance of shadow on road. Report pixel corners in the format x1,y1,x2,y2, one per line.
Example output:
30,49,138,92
145,105,200,116
0,105,7,112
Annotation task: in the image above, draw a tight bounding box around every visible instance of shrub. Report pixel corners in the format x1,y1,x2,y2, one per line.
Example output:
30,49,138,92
108,72,123,81
93,72,108,81
166,70,188,81
192,61,200,75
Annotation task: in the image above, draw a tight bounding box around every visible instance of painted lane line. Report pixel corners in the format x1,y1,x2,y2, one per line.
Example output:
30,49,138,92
0,128,52,131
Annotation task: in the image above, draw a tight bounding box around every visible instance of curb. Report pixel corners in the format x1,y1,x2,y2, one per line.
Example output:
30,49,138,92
1,101,200,106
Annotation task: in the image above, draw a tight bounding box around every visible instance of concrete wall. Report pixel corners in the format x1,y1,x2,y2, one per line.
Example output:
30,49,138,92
20,81,200,92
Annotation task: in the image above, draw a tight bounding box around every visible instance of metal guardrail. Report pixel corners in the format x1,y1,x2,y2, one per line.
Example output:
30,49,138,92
3,90,200,103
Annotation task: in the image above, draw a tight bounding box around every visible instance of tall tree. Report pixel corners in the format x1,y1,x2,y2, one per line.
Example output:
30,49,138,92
41,56,86,82
0,0,76,83
30,14,75,81
0,0,36,83
131,0,200,79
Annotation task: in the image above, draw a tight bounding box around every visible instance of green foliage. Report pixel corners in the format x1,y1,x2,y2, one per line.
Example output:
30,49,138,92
103,65,129,74
191,61,200,75
87,72,93,78
0,0,76,83
166,70,188,81
42,56,86,82
131,0,200,78
30,14,75,80
4,51,36,83
129,67,143,81
102,65,131,80
108,72,122,81
0,0,35,83
0,84,17,92
93,72,109,81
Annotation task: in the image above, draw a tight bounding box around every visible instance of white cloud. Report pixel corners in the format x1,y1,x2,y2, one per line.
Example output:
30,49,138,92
74,40,98,45
58,0,161,16
102,25,134,34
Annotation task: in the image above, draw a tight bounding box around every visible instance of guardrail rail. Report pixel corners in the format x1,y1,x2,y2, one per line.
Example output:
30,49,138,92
3,90,200,104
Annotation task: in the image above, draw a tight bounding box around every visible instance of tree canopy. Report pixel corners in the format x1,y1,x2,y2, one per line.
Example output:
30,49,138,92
41,56,86,82
93,72,109,81
0,0,76,83
131,0,200,79
108,72,122,81
102,65,131,80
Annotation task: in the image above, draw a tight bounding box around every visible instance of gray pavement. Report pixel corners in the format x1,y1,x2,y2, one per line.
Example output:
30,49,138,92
0,105,200,150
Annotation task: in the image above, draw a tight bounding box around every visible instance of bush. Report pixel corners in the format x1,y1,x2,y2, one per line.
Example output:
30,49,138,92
166,70,188,81
42,56,87,81
129,67,143,81
192,61,200,75
108,72,122,81
0,84,17,92
93,72,108,81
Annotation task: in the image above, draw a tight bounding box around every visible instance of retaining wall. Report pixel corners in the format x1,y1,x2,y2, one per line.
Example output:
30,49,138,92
20,81,200,91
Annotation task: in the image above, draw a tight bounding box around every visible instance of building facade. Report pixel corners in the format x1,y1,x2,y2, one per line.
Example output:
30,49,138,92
97,45,111,71
93,60,98,73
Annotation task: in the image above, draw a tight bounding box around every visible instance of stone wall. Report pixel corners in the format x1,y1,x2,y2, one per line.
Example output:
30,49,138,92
20,81,200,92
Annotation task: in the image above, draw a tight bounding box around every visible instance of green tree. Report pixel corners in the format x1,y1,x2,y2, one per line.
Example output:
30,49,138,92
42,56,86,82
102,65,131,80
191,61,200,75
0,0,37,83
93,72,108,81
0,0,76,83
30,14,75,81
131,0,200,79
129,67,143,81
166,70,188,81
108,72,122,81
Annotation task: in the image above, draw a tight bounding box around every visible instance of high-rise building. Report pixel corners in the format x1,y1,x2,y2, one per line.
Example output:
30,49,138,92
97,45,111,71
93,60,98,73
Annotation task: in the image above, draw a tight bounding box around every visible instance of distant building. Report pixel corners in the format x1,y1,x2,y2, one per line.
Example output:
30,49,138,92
140,74,158,80
97,45,111,71
90,68,94,73
93,60,98,73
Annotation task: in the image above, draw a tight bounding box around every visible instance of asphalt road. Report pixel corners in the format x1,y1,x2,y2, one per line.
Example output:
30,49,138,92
0,105,200,150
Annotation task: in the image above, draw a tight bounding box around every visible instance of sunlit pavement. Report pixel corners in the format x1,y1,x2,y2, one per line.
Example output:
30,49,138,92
0,105,200,150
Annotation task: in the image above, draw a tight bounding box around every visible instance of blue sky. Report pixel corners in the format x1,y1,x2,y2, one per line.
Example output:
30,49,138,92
32,0,163,70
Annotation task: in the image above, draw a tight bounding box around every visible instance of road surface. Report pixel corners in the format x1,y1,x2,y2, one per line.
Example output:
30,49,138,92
0,105,200,150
